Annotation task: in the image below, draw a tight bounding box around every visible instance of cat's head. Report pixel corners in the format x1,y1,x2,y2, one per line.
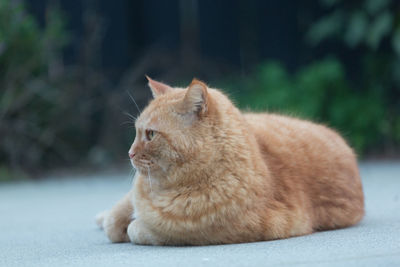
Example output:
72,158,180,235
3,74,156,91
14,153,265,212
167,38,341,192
129,77,221,178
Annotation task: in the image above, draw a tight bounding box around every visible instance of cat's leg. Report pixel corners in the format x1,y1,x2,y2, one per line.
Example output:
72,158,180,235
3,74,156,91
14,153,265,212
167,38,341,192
127,219,162,245
96,190,134,243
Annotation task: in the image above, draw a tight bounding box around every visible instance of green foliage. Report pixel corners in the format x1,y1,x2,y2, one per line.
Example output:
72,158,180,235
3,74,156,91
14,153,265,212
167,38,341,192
0,0,131,177
304,0,400,153
307,0,397,51
221,58,386,154
0,1,71,173
0,0,398,179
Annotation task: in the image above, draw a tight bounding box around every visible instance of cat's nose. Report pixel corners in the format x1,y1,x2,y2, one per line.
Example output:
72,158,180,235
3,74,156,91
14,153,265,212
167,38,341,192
128,152,135,159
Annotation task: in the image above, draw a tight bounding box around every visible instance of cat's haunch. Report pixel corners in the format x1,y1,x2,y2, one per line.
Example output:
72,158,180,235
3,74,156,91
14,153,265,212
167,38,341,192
96,77,364,245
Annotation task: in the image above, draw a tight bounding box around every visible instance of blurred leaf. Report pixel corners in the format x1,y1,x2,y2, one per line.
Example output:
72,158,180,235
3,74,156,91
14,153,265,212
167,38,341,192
0,0,71,175
306,11,344,45
223,57,387,155
391,58,400,85
320,0,342,8
365,0,390,15
392,28,400,58
43,5,70,52
366,11,393,49
303,0,399,154
344,11,368,48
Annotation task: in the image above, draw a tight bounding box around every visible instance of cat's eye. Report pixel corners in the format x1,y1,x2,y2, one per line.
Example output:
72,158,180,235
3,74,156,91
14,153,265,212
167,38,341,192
145,129,155,141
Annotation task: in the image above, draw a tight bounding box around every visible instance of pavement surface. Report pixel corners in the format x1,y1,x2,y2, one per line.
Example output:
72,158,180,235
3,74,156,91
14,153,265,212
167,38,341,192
0,162,399,267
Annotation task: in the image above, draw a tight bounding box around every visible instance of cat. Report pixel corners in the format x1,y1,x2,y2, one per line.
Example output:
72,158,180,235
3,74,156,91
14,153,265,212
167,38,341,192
96,77,364,245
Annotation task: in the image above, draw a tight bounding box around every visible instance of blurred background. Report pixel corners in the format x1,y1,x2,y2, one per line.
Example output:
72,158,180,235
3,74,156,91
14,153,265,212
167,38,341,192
0,0,399,180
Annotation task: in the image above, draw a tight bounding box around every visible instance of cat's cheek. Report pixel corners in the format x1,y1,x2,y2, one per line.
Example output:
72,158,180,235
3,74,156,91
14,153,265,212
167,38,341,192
155,159,170,173
159,150,180,167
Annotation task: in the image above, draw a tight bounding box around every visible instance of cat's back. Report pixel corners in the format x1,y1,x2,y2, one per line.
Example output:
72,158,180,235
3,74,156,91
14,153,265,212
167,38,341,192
244,112,355,165
244,112,364,230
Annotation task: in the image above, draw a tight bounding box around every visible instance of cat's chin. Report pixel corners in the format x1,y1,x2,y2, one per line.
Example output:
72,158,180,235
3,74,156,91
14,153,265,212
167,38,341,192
135,166,168,181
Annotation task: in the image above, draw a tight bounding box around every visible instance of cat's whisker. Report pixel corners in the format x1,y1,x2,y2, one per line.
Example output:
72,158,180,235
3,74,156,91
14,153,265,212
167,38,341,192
126,90,142,114
127,167,136,185
120,121,135,127
146,166,153,193
123,111,137,122
117,106,138,127
131,169,139,186
128,167,135,178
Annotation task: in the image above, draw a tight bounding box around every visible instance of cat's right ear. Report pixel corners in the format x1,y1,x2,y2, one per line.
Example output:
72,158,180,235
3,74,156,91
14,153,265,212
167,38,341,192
146,76,173,98
178,79,208,116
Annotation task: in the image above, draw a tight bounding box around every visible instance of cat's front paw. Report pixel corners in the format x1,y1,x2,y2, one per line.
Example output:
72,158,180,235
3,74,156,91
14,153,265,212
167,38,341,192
95,210,109,229
127,220,161,245
102,212,130,243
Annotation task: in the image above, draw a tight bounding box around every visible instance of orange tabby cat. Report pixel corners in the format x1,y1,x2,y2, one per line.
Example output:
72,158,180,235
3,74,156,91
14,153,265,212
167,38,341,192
96,77,364,245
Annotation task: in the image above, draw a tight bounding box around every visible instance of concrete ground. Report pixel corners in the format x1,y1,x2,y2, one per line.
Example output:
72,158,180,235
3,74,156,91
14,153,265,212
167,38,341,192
0,162,399,267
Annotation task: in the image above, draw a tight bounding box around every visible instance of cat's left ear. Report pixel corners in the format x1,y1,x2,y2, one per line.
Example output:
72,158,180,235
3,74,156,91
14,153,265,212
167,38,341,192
146,75,173,98
179,79,208,115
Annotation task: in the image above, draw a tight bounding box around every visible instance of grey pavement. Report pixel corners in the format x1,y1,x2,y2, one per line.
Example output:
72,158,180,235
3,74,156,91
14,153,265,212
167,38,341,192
0,162,399,267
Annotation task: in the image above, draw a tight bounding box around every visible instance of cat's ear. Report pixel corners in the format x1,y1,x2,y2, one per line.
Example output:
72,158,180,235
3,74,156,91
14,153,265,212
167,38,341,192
146,75,173,98
179,79,208,115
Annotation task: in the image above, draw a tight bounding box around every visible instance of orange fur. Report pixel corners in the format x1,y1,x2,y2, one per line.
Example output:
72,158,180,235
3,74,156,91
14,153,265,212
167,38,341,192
96,78,364,245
